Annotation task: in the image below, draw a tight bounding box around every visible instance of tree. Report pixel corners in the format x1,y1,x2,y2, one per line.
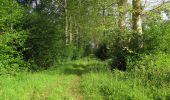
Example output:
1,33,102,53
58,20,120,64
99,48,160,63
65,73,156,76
131,0,144,51
118,0,127,30
132,0,143,35
64,0,69,45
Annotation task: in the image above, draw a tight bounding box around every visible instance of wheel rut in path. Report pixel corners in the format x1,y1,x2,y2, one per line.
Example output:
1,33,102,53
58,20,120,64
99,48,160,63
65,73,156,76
69,75,84,100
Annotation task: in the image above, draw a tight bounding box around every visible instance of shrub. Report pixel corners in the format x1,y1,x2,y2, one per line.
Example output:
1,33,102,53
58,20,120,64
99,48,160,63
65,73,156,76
0,0,30,75
95,43,109,60
143,21,170,53
0,31,30,75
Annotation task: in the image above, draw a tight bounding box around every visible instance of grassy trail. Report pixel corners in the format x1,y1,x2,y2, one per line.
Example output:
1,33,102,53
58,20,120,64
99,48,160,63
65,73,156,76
69,76,83,100
1,58,169,100
29,73,83,100
27,59,88,100
0,58,99,100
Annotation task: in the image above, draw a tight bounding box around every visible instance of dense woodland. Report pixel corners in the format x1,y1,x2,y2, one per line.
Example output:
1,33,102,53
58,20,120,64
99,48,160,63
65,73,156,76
0,0,170,99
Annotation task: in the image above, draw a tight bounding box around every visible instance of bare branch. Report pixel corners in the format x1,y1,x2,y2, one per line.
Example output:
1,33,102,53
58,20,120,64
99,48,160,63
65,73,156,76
146,0,170,12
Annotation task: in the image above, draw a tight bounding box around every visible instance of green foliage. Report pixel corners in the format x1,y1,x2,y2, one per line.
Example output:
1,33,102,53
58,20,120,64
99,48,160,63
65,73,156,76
18,0,68,69
0,0,30,75
23,12,64,68
128,53,170,86
0,30,30,75
144,21,170,53
62,44,84,61
80,58,170,100
95,43,109,60
111,29,132,71
111,19,170,70
0,0,24,30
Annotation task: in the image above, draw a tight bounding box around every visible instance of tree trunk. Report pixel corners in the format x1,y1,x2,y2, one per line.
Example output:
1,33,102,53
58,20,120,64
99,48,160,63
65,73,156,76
65,0,69,45
118,0,127,47
69,16,73,44
118,0,127,29
102,6,106,36
132,0,143,35
132,0,143,50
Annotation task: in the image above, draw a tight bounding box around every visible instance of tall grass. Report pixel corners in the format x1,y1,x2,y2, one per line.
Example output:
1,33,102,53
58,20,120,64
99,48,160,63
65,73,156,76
0,57,169,100
0,64,76,100
80,54,170,100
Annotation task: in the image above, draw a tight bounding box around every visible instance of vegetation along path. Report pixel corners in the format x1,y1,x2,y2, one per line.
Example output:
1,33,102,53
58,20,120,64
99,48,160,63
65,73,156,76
1,58,170,100
0,58,102,100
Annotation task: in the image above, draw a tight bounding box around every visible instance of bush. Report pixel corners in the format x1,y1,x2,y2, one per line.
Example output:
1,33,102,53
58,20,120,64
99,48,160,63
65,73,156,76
128,53,170,84
62,44,84,61
0,0,30,75
0,31,30,75
144,21,170,53
127,53,170,99
95,43,109,60
81,55,170,99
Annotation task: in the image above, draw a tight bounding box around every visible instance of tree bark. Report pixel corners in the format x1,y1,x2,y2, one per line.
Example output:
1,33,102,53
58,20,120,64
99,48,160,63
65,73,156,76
102,6,106,36
65,0,69,45
118,0,127,47
69,16,73,44
132,0,143,35
132,0,143,49
118,0,127,29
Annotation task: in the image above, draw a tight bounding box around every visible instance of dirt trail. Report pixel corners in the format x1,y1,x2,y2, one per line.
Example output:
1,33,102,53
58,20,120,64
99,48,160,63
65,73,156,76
69,75,84,100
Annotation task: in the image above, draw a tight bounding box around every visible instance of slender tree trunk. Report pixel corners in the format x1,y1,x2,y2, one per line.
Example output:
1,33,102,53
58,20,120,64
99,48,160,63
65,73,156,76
132,0,143,35
74,16,79,47
35,0,38,6
69,16,73,44
65,0,69,45
118,0,127,47
118,0,127,30
102,6,106,36
132,0,143,49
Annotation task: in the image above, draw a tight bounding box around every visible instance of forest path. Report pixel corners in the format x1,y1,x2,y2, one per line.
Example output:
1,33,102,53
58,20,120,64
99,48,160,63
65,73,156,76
68,75,84,100
30,74,84,100
0,58,103,100
29,59,89,100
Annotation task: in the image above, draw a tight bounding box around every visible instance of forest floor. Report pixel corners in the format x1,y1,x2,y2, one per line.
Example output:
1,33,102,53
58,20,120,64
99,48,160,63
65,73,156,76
0,58,169,100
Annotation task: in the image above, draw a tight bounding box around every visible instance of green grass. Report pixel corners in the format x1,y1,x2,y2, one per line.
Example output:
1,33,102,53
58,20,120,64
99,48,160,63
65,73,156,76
0,71,75,100
0,62,78,100
80,55,170,100
0,57,170,100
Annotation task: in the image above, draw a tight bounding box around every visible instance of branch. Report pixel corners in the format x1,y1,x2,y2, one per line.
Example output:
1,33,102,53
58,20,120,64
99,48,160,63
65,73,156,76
105,2,116,9
147,0,169,12
56,0,65,9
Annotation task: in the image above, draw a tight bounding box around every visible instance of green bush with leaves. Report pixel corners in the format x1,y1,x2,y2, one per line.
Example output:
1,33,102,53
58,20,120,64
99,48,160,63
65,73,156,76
0,0,30,75
144,21,170,53
128,53,170,84
22,10,66,68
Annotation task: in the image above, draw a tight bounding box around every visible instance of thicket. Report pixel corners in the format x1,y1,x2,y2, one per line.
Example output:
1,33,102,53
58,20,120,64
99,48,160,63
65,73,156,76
81,56,170,99
99,20,170,71
0,0,30,75
0,0,170,76
144,20,170,53
0,0,85,75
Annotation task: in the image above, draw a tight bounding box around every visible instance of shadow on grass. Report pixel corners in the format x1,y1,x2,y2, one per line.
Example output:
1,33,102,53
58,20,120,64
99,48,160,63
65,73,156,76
63,63,108,76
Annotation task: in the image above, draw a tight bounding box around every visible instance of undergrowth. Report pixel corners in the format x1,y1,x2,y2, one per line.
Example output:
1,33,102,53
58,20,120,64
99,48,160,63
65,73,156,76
0,57,169,100
80,55,170,100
